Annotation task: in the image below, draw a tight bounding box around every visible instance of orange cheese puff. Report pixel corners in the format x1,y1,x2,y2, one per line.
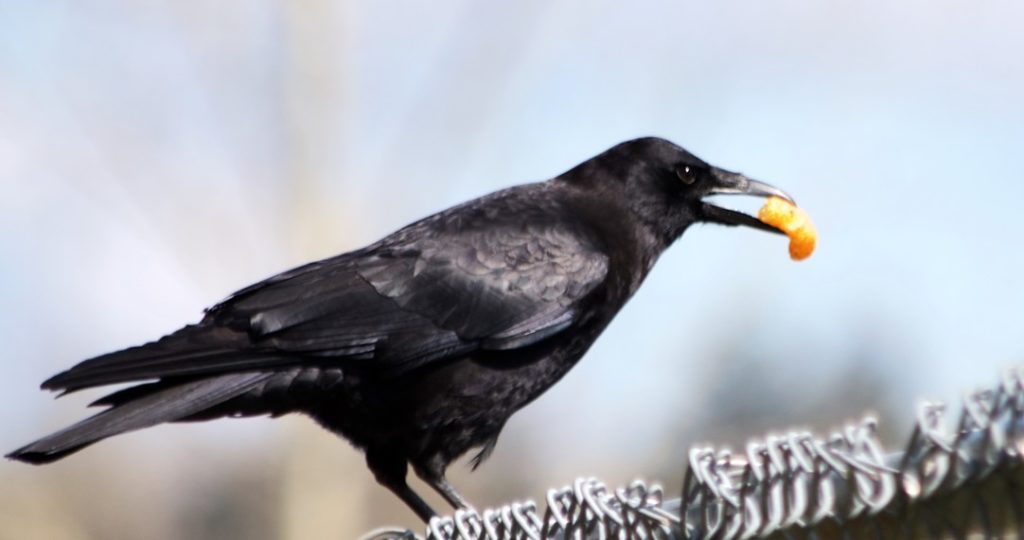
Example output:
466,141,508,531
757,196,816,261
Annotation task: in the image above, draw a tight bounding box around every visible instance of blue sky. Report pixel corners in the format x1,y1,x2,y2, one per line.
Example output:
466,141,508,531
1,0,1022,529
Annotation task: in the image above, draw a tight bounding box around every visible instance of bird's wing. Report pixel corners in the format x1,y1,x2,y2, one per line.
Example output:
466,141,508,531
43,209,608,391
358,219,609,351
241,216,609,370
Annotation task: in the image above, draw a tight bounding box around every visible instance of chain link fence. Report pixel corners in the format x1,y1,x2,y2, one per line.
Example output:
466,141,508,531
364,368,1024,539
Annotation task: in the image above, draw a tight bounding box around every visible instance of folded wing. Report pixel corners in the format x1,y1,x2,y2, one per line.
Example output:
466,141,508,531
43,204,608,393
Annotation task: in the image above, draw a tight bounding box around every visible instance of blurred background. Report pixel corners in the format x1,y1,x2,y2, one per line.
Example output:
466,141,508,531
1,1,1022,538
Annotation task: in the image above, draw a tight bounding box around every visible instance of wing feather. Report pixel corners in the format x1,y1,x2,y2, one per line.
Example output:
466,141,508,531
43,187,608,391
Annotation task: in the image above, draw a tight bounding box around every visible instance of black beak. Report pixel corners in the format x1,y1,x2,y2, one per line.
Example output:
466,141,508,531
700,167,795,235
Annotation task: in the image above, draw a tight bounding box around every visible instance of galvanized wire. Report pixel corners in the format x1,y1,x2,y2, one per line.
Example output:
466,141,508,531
364,369,1024,539
424,478,677,540
361,479,677,540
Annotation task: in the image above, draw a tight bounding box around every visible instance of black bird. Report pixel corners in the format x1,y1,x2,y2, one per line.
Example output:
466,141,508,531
9,137,794,521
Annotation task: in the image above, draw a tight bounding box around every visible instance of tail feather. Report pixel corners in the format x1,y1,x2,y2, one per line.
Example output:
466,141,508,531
7,372,273,464
37,324,308,395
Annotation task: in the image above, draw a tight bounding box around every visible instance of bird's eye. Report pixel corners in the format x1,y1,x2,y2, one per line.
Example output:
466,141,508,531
677,166,697,185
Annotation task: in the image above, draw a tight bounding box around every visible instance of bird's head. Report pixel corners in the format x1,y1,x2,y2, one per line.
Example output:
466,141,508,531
564,137,794,245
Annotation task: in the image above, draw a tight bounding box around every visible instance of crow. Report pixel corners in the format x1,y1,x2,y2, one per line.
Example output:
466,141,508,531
9,137,794,521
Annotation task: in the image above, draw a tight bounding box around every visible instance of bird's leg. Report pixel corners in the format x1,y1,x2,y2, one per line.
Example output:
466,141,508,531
391,483,439,523
413,460,472,510
366,449,438,522
427,475,472,510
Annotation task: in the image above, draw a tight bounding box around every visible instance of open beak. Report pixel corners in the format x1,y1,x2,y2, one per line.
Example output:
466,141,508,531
700,167,795,235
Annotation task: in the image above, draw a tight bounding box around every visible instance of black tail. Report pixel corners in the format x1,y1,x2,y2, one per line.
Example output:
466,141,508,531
7,372,272,464
39,324,280,394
